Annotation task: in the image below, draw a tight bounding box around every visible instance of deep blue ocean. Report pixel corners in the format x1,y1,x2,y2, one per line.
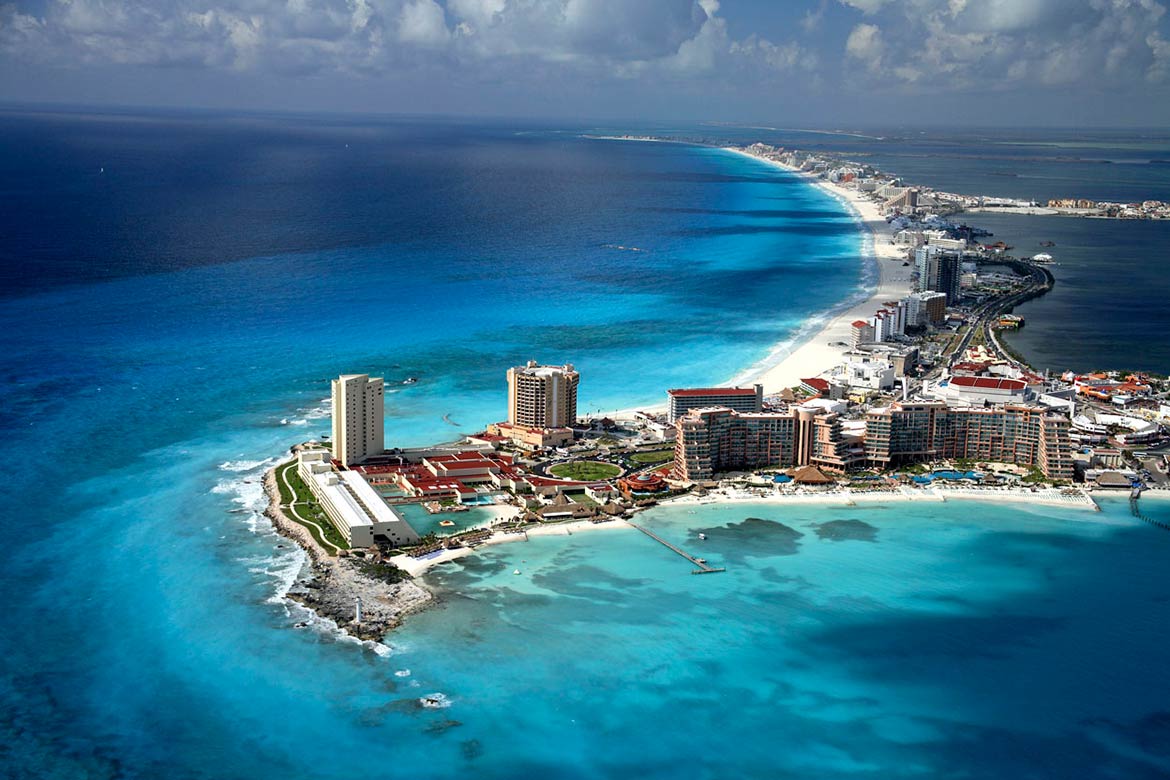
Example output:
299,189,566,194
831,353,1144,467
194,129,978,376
3,109,1170,779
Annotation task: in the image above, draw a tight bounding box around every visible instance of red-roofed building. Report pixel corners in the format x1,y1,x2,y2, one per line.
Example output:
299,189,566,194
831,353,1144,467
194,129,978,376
801,377,831,396
619,471,668,496
851,320,875,348
940,374,1028,404
950,361,991,376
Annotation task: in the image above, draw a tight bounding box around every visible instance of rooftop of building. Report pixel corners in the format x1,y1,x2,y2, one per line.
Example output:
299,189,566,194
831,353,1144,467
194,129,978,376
513,361,576,378
668,387,759,397
949,376,1027,391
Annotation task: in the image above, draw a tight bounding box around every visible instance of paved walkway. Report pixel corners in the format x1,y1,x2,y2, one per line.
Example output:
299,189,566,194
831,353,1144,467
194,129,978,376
280,464,343,555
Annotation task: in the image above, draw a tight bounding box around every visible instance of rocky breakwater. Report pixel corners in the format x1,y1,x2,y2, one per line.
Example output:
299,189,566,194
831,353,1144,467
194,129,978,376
288,556,433,642
263,463,433,642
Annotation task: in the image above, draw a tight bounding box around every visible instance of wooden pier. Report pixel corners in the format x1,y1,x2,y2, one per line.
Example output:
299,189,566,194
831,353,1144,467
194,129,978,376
629,523,725,574
1131,488,1170,531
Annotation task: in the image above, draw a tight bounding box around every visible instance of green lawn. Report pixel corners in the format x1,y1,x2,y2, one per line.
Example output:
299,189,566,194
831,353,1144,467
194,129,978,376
629,450,674,465
549,460,622,481
276,461,350,551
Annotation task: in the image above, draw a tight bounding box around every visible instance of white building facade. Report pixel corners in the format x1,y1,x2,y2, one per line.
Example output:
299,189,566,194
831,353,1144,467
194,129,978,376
332,373,385,467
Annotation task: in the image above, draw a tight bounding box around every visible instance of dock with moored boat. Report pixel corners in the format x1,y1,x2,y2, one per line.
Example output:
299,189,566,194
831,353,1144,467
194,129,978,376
629,522,725,574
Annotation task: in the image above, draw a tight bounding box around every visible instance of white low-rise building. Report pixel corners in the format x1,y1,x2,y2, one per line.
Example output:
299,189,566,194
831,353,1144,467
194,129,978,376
830,353,896,392
297,449,420,547
932,375,1028,405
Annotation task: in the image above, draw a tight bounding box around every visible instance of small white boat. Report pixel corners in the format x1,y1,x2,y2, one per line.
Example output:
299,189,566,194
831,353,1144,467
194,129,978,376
513,569,521,575
698,533,707,540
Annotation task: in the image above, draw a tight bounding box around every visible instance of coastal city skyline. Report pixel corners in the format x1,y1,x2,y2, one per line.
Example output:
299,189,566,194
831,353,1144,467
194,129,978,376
2,0,1170,125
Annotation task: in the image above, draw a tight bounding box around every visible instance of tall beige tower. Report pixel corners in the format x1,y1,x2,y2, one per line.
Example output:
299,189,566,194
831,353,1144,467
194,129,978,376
331,374,384,467
506,361,579,429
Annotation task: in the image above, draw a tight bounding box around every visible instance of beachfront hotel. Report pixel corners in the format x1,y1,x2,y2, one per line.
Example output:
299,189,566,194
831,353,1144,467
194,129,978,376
667,385,764,423
296,449,420,547
865,402,1074,480
915,246,961,305
905,291,948,328
674,403,864,481
507,361,579,428
331,373,385,468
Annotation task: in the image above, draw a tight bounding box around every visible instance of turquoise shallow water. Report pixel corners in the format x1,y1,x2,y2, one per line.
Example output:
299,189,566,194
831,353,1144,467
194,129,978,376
3,114,1169,779
376,496,1170,779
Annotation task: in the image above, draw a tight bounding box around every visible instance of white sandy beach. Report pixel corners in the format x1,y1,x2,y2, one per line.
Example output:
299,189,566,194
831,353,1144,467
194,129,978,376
390,517,634,576
722,148,914,393
663,484,1101,511
391,483,1112,577
596,143,912,421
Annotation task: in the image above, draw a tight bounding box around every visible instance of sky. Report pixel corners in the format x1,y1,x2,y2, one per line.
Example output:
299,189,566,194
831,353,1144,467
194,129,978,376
1,0,1169,126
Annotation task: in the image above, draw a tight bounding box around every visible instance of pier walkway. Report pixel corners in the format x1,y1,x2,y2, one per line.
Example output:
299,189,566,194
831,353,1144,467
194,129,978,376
1130,488,1170,531
629,522,724,575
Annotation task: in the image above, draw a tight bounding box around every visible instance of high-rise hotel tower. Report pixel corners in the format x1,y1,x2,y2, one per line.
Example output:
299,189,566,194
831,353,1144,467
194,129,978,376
506,361,579,429
331,373,384,467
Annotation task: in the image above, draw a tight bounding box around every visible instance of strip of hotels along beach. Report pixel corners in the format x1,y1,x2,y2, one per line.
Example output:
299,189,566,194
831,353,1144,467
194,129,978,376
264,137,1170,642
267,353,1169,642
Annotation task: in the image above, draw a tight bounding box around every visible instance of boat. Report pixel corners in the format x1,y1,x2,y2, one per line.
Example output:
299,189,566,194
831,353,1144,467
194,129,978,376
1039,240,1055,247
698,532,707,540
1032,253,1054,264
513,569,521,575
403,377,419,385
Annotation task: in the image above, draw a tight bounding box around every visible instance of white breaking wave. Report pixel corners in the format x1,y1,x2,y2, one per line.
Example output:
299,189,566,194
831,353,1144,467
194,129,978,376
301,404,331,420
215,447,397,656
219,456,280,473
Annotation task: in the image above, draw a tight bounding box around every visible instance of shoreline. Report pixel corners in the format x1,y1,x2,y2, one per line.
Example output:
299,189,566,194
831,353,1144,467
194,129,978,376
389,517,635,577
262,462,434,642
720,147,913,393
657,484,1103,512
260,452,1162,644
595,140,910,420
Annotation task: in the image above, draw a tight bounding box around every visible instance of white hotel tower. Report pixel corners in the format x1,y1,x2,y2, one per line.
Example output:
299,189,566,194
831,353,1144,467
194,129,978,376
331,373,384,467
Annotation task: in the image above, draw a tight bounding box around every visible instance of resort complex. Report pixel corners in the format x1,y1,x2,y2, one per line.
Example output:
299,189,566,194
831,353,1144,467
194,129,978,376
485,362,580,449
287,340,1165,556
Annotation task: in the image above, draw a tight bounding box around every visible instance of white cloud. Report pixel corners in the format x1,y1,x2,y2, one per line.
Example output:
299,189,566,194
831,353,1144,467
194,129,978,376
844,22,884,69
398,0,449,46
801,1,827,32
838,0,889,14
0,0,818,92
1148,30,1170,81
837,0,1170,92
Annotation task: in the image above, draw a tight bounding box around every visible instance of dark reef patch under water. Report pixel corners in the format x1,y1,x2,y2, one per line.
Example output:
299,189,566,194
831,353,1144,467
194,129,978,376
814,518,879,542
